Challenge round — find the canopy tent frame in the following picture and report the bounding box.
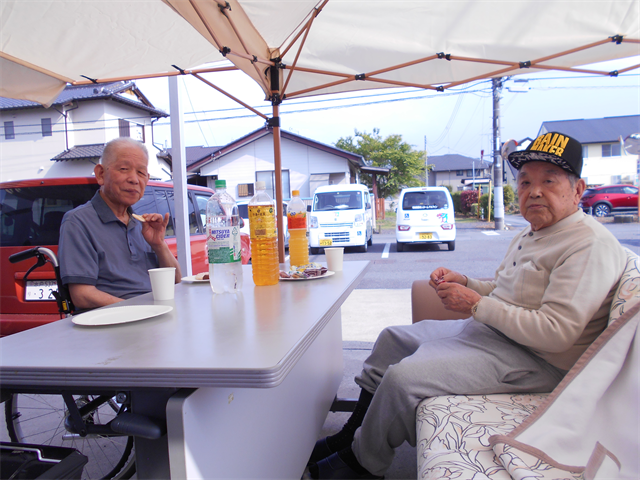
[2,0,638,265]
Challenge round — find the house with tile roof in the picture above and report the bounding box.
[0,82,170,182]
[160,127,367,201]
[427,154,493,192]
[538,115,640,186]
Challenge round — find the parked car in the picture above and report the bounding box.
[237,199,290,251]
[396,186,456,251]
[0,177,250,336]
[308,184,374,254]
[579,184,639,217]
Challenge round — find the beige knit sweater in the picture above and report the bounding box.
[467,210,627,371]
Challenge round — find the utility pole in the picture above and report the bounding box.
[492,78,505,230]
[424,135,429,186]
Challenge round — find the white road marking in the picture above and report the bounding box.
[382,243,390,258]
[482,231,500,236]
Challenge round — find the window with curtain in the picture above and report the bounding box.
[602,143,621,157]
[41,118,52,137]
[256,170,290,199]
[4,121,15,140]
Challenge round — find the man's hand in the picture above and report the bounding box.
[138,212,182,283]
[429,267,468,290]
[139,212,170,249]
[69,284,123,310]
[434,282,482,315]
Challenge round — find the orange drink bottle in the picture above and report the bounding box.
[248,181,279,286]
[287,190,309,267]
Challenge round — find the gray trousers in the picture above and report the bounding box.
[352,319,566,476]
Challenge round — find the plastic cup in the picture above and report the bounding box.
[325,247,344,272]
[148,267,176,300]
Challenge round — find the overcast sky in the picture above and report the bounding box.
[137,56,640,161]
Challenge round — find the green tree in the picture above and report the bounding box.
[335,128,426,199]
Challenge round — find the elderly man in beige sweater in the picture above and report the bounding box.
[309,132,628,480]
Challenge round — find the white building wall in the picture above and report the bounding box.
[199,134,354,201]
[582,143,638,186]
[0,108,67,181]
[0,99,169,182]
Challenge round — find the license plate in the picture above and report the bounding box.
[419,233,433,240]
[25,280,58,301]
[320,238,333,246]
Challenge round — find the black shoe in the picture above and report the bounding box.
[308,437,334,465]
[308,389,375,465]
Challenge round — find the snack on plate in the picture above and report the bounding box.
[195,272,209,281]
[281,262,328,279]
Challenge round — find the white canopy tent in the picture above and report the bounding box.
[2,0,639,267]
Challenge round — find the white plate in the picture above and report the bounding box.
[72,305,173,326]
[181,275,208,283]
[280,271,335,281]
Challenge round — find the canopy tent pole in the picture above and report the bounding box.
[168,75,192,276]
[272,109,285,264]
[269,64,286,265]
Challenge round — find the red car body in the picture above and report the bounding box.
[0,177,250,336]
[579,184,639,217]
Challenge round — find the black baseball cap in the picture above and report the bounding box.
[508,132,583,177]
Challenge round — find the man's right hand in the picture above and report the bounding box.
[429,267,468,289]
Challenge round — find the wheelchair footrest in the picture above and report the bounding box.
[109,412,166,439]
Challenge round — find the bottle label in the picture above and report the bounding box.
[288,212,307,229]
[207,226,241,264]
[248,205,276,238]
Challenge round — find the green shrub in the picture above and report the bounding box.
[503,184,515,206]
[451,191,462,213]
[470,203,479,216]
[479,194,495,221]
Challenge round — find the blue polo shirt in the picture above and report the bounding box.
[59,191,159,299]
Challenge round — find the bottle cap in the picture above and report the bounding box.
[292,190,300,196]
[255,181,266,190]
[215,179,226,188]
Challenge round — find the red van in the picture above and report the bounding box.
[0,177,250,336]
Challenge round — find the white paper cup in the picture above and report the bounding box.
[148,267,176,300]
[325,247,344,272]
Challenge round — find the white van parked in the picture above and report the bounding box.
[396,186,456,251]
[309,184,374,253]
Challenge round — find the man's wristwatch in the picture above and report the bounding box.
[471,299,481,317]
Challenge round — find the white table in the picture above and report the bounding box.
[0,261,370,479]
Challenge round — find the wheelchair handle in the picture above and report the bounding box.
[9,247,59,268]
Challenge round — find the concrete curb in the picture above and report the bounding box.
[342,289,412,342]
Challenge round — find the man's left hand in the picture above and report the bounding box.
[140,212,169,248]
[435,281,482,315]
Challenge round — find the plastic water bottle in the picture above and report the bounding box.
[207,179,243,293]
[248,181,279,286]
[288,190,309,267]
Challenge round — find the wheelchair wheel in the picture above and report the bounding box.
[4,393,136,480]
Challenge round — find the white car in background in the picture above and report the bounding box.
[237,200,289,248]
[308,184,374,254]
[396,186,456,251]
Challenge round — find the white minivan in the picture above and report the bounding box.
[309,184,374,254]
[396,186,456,251]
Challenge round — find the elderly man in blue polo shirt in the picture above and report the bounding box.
[59,137,181,310]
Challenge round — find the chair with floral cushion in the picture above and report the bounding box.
[412,248,640,480]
